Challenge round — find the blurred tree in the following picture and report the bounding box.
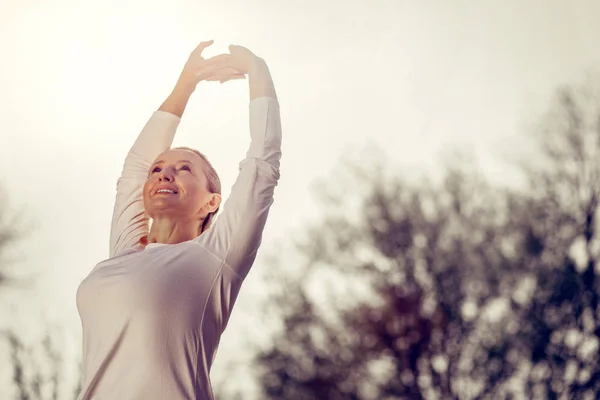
[0,189,26,286]
[482,81,600,399]
[0,191,77,400]
[3,330,63,400]
[253,76,600,399]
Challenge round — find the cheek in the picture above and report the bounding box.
[142,180,151,195]
[142,179,154,205]
[183,177,208,202]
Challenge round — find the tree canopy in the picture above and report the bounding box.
[253,77,600,399]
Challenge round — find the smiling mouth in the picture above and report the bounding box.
[155,189,178,195]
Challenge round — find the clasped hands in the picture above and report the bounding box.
[177,40,260,88]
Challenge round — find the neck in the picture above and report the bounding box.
[147,216,203,245]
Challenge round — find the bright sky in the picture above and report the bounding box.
[1,0,600,397]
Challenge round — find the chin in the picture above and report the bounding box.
[147,206,193,220]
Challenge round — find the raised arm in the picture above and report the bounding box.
[196,47,281,279]
[108,111,179,257]
[109,41,241,257]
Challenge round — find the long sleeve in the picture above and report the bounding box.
[109,111,180,258]
[194,96,282,279]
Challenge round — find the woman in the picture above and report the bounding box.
[76,41,281,400]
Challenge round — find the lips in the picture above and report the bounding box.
[154,185,179,195]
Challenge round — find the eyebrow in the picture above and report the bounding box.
[151,159,194,167]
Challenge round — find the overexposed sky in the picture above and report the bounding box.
[1,0,600,397]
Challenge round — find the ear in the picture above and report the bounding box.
[205,193,222,214]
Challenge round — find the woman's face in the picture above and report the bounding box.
[143,149,218,220]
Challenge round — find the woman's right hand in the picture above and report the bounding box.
[177,40,246,89]
[226,45,263,75]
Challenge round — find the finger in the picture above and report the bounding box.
[202,72,246,83]
[202,54,231,66]
[228,44,244,56]
[196,64,232,81]
[193,40,214,54]
[229,44,253,54]
[202,74,220,82]
[206,72,244,83]
[203,72,229,82]
[214,67,243,76]
[220,74,247,84]
[203,70,244,83]
[200,66,244,81]
[196,67,221,81]
[211,68,244,81]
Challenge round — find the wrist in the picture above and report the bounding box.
[158,76,196,117]
[248,57,268,75]
[174,72,198,95]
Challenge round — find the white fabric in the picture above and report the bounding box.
[76,97,281,399]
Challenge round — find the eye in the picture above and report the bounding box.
[151,166,162,174]
[180,164,191,172]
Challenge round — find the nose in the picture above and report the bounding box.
[158,168,174,182]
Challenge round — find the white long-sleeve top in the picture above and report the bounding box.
[76,97,281,400]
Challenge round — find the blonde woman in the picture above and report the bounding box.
[76,41,281,400]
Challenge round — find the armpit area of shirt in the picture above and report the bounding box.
[189,240,244,280]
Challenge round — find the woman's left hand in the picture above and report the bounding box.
[206,44,264,84]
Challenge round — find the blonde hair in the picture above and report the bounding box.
[174,146,222,234]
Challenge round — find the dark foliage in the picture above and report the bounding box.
[254,79,600,399]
